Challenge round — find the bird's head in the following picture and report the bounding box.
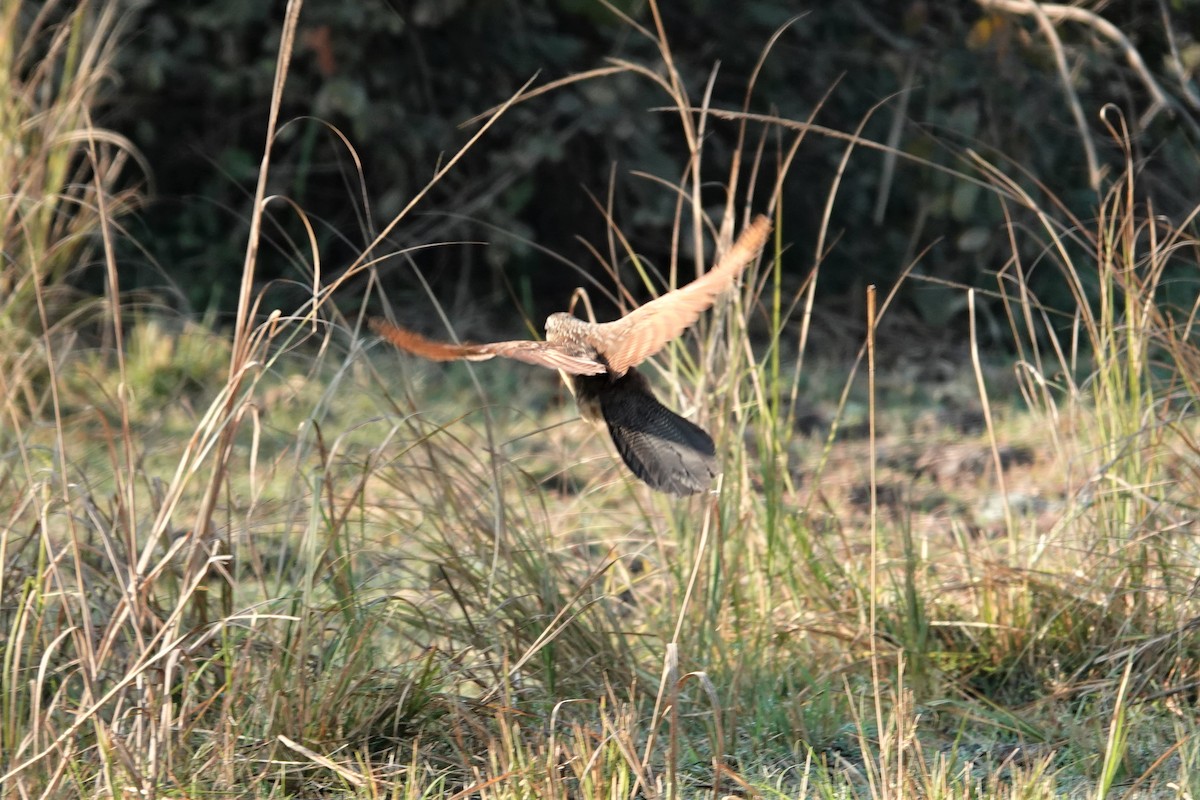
[544,312,581,338]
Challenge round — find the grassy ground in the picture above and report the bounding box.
[4,1,1200,798]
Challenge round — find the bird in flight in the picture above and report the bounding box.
[372,214,772,495]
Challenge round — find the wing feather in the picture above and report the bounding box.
[370,318,607,375]
[591,215,772,375]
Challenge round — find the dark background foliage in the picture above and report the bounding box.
[106,0,1200,339]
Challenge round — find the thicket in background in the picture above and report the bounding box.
[107,1,1200,334]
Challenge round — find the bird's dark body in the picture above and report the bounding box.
[572,369,717,496]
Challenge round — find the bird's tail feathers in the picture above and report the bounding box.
[585,370,718,496]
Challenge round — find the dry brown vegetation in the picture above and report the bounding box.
[3,1,1200,798]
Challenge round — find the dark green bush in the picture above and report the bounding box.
[108,1,1199,336]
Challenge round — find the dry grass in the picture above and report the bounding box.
[0,0,143,374]
[3,0,1200,798]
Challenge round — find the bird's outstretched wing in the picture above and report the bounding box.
[370,317,607,375]
[591,214,772,376]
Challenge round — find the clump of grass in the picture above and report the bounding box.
[0,0,142,377]
[0,0,147,789]
[982,112,1200,688]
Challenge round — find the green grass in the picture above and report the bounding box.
[4,0,1200,797]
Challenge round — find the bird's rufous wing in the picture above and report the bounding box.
[589,214,772,375]
[370,317,607,375]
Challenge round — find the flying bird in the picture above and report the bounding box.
[371,214,772,495]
